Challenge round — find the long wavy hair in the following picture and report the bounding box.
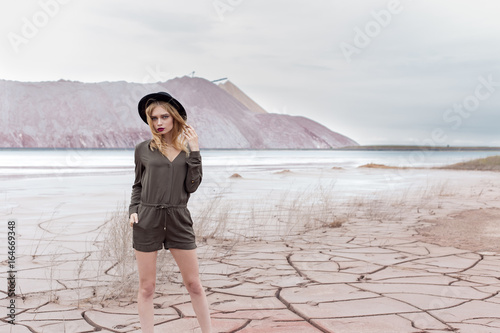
[145,101,190,157]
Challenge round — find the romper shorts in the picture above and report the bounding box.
[132,202,197,252]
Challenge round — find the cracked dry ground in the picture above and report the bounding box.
[2,213,500,333]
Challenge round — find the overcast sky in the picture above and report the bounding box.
[1,0,499,146]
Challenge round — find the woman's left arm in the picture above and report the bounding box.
[185,150,202,193]
[184,125,202,193]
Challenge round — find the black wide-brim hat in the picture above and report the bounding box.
[138,92,187,124]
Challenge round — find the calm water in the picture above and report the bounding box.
[0,149,499,177]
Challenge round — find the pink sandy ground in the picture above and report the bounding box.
[1,167,500,332]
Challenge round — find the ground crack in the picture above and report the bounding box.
[276,288,329,333]
[285,253,316,283]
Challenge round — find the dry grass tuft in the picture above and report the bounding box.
[229,173,243,178]
[93,202,136,302]
[274,169,292,174]
[88,202,178,304]
[193,181,347,242]
[358,163,407,169]
[437,155,500,171]
[324,218,345,228]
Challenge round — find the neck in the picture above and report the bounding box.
[162,133,173,145]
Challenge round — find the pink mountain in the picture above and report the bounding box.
[0,77,358,149]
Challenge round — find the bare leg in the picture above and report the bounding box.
[170,248,212,333]
[135,250,158,333]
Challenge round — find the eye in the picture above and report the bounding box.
[162,115,169,119]
[151,117,157,120]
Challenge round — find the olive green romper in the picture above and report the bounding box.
[129,139,202,252]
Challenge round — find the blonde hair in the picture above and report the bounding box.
[145,101,189,157]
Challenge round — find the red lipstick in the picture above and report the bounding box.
[158,127,164,132]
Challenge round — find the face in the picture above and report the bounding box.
[150,105,173,136]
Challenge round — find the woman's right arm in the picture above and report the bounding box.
[129,146,144,217]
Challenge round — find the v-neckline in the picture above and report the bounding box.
[149,140,182,163]
[166,150,182,163]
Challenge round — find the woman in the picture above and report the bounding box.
[129,92,212,333]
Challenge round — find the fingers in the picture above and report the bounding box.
[129,213,138,227]
[183,125,198,138]
[184,125,199,151]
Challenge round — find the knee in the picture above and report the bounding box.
[138,279,156,298]
[184,278,204,296]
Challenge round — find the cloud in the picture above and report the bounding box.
[0,0,499,145]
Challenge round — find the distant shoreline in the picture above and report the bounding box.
[338,145,500,151]
[1,145,500,151]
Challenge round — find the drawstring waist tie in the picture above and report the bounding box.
[140,202,187,214]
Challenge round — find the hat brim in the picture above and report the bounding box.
[138,92,187,124]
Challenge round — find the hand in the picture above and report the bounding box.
[129,213,138,227]
[184,124,199,151]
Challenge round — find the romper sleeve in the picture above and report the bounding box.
[129,145,144,215]
[185,150,202,193]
